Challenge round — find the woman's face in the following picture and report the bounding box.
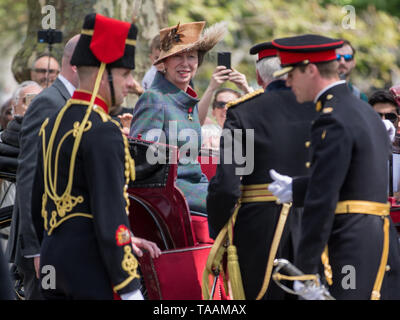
[164,50,198,91]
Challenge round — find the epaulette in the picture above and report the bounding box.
[226,89,264,109]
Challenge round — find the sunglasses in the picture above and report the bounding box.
[213,101,227,109]
[33,68,59,75]
[378,112,398,123]
[336,54,354,62]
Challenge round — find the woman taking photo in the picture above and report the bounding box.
[130,21,225,215]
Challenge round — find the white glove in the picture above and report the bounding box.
[293,280,326,300]
[383,119,396,142]
[120,289,144,300]
[268,169,293,203]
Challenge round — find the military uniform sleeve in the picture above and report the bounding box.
[297,114,352,274]
[129,91,165,142]
[16,95,57,256]
[207,107,243,238]
[82,122,140,294]
[31,138,45,245]
[292,176,310,207]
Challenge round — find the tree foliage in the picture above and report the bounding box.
[2,0,400,98]
[168,0,400,96]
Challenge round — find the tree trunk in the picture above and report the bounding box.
[12,0,168,92]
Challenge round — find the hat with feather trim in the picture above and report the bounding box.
[271,34,344,77]
[71,13,138,69]
[154,21,227,65]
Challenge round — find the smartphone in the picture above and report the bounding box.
[217,52,231,70]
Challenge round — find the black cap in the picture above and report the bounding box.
[271,34,343,77]
[249,42,277,61]
[71,13,138,69]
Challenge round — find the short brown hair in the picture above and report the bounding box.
[342,39,356,55]
[298,60,338,79]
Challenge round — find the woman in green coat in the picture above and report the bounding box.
[130,21,225,215]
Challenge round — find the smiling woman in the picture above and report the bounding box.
[130,21,226,215]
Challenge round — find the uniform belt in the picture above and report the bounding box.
[333,200,390,300]
[335,200,390,216]
[240,184,277,203]
[240,184,290,300]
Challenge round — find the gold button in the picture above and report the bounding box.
[305,162,311,168]
[305,141,311,148]
[386,265,391,272]
[327,94,333,100]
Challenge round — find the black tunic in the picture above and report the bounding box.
[31,95,140,299]
[207,81,317,299]
[293,83,400,300]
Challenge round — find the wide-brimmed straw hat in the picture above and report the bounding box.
[154,21,226,65]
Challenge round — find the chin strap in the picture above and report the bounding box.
[107,67,116,107]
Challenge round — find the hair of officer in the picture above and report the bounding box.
[256,57,284,83]
[368,90,399,113]
[298,60,339,79]
[11,81,42,106]
[212,88,241,109]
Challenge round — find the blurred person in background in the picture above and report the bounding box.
[0,98,13,132]
[30,53,60,88]
[336,39,368,102]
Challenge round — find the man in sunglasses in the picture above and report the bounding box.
[369,90,400,150]
[336,39,368,102]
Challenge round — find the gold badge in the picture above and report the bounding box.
[323,107,333,113]
[316,101,322,112]
[116,225,131,246]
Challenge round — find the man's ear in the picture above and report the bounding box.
[256,70,263,87]
[307,63,319,78]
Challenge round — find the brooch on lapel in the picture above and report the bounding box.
[188,107,193,121]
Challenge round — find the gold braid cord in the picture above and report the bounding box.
[39,63,106,235]
[203,202,245,300]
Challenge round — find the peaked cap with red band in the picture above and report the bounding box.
[71,13,138,69]
[271,34,344,77]
[249,42,277,62]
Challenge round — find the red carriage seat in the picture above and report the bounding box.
[127,138,226,300]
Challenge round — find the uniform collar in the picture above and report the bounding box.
[265,79,290,92]
[71,90,109,113]
[314,80,346,104]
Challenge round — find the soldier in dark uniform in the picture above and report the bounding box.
[268,34,400,300]
[31,13,160,300]
[206,42,317,299]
